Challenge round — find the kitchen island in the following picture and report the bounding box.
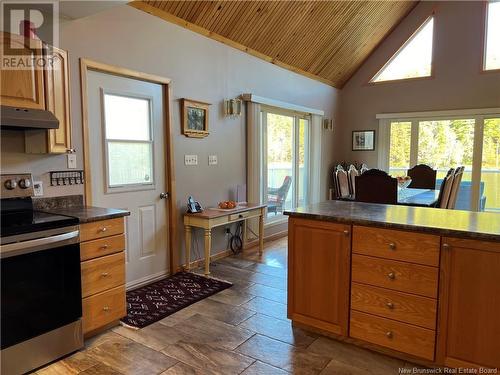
[285,201,500,369]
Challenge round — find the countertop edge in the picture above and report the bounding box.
[284,211,500,243]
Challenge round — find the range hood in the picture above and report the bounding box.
[1,105,59,130]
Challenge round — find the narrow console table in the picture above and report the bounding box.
[184,203,267,275]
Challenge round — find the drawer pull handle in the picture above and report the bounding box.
[239,214,243,218]
[387,272,396,280]
[100,244,109,250]
[443,243,450,249]
[343,230,349,235]
[386,331,393,339]
[103,306,110,312]
[99,227,108,233]
[386,302,395,309]
[101,272,109,277]
[388,243,396,250]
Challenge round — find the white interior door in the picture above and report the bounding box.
[87,70,168,287]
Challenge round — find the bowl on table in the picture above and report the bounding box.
[396,176,412,190]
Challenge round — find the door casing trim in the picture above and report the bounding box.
[79,58,178,274]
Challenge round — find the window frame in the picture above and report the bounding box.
[260,105,312,224]
[483,1,500,72]
[101,89,156,193]
[369,15,435,85]
[377,108,500,211]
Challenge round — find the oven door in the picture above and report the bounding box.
[0,228,82,350]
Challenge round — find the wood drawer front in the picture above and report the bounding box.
[82,285,126,334]
[350,310,435,361]
[80,234,125,261]
[352,226,440,267]
[351,283,437,330]
[81,252,125,298]
[80,218,124,242]
[352,254,438,298]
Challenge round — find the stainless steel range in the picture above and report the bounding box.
[0,174,83,375]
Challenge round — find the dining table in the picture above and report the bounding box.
[340,187,440,207]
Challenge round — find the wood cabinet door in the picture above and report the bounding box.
[0,32,45,109]
[45,46,71,153]
[437,238,500,368]
[288,218,350,336]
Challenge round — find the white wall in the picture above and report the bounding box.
[1,4,339,263]
[336,1,500,167]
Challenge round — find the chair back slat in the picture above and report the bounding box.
[355,169,397,204]
[348,165,359,195]
[337,170,350,197]
[407,164,437,189]
[439,169,455,208]
[447,166,464,209]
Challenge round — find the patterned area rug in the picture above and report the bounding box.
[121,272,232,329]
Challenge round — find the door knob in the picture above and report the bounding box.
[160,192,169,199]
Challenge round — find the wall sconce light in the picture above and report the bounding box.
[224,98,242,117]
[323,118,334,131]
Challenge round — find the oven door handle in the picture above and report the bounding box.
[0,230,80,258]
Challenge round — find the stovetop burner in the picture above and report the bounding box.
[1,174,79,238]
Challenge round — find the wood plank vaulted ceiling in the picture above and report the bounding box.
[131,1,418,88]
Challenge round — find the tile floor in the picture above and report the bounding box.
[37,237,418,374]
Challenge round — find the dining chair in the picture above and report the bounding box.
[407,164,437,189]
[355,169,397,204]
[435,168,455,208]
[336,169,350,197]
[348,165,359,195]
[332,169,341,199]
[360,164,369,174]
[447,166,464,209]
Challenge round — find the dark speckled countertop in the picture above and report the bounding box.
[285,200,500,242]
[33,195,130,223]
[45,206,130,223]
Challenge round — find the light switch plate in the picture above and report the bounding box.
[33,181,43,196]
[184,155,198,166]
[67,154,77,169]
[208,155,218,165]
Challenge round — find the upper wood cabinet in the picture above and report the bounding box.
[26,45,72,154]
[0,32,45,109]
[288,218,350,336]
[437,237,500,369]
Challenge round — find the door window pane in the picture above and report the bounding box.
[103,93,154,188]
[480,118,500,212]
[484,1,500,70]
[266,113,294,218]
[107,142,153,187]
[389,121,411,176]
[104,94,150,141]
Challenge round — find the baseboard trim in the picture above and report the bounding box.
[126,270,170,291]
[244,229,288,250]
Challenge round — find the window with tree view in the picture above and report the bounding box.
[262,109,310,220]
[386,114,500,212]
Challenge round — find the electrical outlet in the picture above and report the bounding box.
[184,155,198,166]
[208,155,218,165]
[67,154,77,169]
[33,181,43,196]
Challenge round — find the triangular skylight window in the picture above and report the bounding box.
[371,17,434,82]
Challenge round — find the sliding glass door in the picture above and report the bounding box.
[262,108,310,220]
[384,114,500,212]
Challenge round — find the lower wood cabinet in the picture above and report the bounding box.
[350,310,436,361]
[288,218,350,336]
[80,218,126,336]
[436,238,500,369]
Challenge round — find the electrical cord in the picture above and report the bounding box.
[229,222,243,253]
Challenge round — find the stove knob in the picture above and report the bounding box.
[19,178,32,189]
[4,179,17,190]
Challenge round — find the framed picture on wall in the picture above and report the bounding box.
[181,99,210,138]
[352,130,375,151]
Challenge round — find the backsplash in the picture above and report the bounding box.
[33,194,84,210]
